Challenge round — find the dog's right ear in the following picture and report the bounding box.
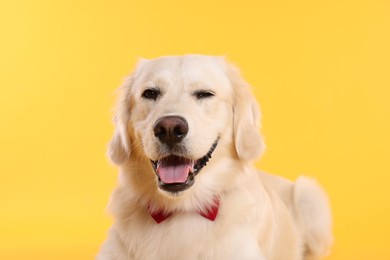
[107,76,133,165]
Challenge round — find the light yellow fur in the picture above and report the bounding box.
[98,55,332,260]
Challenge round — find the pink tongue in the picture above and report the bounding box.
[158,164,192,184]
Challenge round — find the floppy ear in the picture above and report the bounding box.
[107,76,133,165]
[228,64,265,161]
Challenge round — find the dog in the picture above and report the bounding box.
[97,55,332,260]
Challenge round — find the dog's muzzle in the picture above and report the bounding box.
[150,116,218,193]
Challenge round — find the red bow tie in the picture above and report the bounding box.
[148,200,220,224]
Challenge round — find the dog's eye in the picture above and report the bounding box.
[142,88,160,100]
[194,90,215,100]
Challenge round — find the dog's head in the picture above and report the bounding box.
[108,55,264,196]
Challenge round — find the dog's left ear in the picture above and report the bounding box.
[227,62,265,161]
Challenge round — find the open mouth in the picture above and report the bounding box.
[151,139,218,193]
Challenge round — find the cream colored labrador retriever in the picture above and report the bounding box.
[98,55,332,260]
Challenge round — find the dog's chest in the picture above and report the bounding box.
[120,212,264,260]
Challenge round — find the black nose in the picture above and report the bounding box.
[153,116,189,146]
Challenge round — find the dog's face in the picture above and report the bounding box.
[108,55,264,196]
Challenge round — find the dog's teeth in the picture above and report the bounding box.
[150,160,158,169]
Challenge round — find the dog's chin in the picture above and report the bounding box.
[150,139,219,194]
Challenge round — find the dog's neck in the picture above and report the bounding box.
[148,199,220,224]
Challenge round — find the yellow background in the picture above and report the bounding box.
[1,0,389,259]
